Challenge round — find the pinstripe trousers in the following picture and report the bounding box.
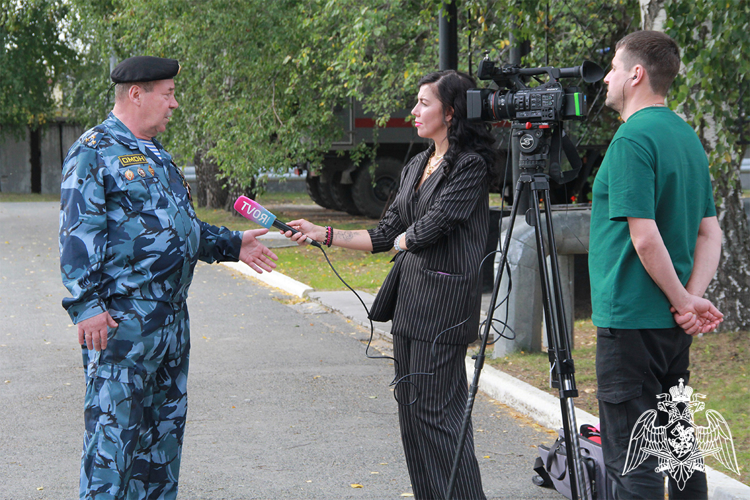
[393,335,486,500]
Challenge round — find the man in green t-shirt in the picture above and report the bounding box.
[589,31,723,499]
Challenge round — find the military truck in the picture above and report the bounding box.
[303,99,430,219]
[302,98,603,219]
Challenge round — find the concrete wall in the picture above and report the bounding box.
[0,122,85,194]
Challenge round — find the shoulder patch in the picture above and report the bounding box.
[81,131,104,149]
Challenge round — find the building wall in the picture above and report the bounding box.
[1,122,85,194]
[0,129,31,193]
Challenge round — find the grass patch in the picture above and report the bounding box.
[0,185,522,207]
[274,245,394,293]
[0,193,60,202]
[482,322,749,486]
[255,190,313,205]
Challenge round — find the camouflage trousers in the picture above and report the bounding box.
[80,298,190,500]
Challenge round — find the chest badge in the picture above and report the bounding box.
[137,167,147,178]
[125,170,135,180]
[148,166,155,176]
[118,154,148,167]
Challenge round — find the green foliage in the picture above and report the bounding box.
[65,0,636,190]
[463,0,639,145]
[65,0,444,188]
[0,0,77,135]
[665,0,750,187]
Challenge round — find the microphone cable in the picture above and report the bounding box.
[312,228,515,406]
[314,245,433,406]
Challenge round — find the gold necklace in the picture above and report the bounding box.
[425,151,444,176]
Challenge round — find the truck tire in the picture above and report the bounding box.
[352,157,402,219]
[330,171,361,216]
[305,173,330,208]
[317,179,339,210]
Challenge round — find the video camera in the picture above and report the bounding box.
[467,56,604,123]
[468,54,604,185]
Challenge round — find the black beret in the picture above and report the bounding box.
[110,56,181,84]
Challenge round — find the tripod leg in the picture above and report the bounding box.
[528,177,589,500]
[445,178,526,500]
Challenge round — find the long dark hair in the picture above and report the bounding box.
[417,70,497,176]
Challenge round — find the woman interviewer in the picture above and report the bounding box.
[284,70,496,500]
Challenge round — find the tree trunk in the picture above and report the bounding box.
[194,148,229,209]
[708,167,750,330]
[639,0,667,31]
[222,177,257,212]
[641,0,750,330]
[193,148,260,214]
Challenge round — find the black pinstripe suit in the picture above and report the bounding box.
[368,146,489,500]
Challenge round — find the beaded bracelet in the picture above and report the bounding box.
[325,226,333,247]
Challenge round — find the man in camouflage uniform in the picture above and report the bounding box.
[59,56,278,499]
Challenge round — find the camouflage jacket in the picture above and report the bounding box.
[59,113,242,324]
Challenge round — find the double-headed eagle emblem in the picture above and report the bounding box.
[623,379,739,490]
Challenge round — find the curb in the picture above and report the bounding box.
[221,261,312,297]
[467,358,599,430]
[221,262,749,499]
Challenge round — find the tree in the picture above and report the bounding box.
[66,0,631,204]
[642,0,750,331]
[0,0,76,135]
[66,0,446,207]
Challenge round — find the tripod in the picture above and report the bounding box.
[446,123,590,500]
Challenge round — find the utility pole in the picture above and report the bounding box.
[439,1,458,71]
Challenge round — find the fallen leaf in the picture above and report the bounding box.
[350,484,363,488]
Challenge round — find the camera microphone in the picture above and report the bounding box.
[233,196,322,248]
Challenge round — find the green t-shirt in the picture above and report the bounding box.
[589,107,716,329]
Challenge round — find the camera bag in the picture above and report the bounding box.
[533,425,610,500]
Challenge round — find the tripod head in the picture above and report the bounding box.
[510,121,583,214]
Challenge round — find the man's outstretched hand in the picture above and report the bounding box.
[239,229,278,273]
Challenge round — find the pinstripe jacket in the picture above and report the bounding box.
[367,146,490,345]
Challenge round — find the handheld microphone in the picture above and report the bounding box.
[233,196,322,248]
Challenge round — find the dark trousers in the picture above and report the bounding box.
[393,335,486,500]
[596,327,707,500]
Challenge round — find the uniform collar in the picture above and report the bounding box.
[104,112,172,164]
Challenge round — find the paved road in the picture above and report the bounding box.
[0,202,561,499]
